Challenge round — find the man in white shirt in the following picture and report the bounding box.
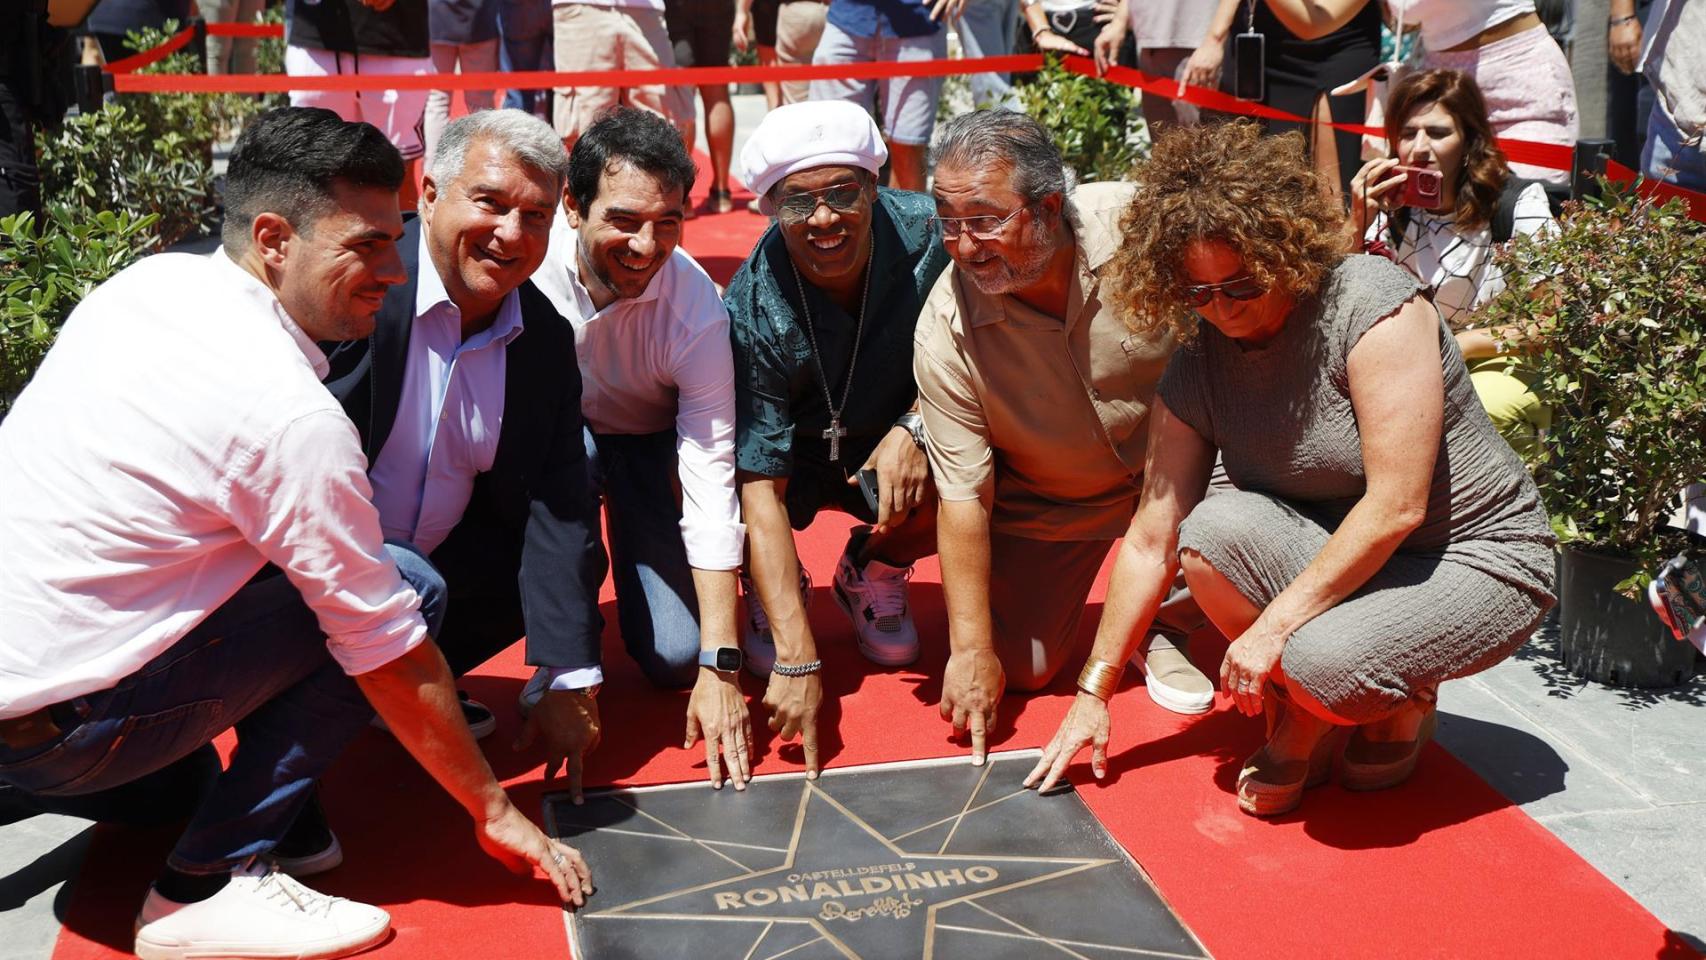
[0,108,591,960]
[530,107,753,794]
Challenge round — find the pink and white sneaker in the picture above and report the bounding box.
[831,529,920,666]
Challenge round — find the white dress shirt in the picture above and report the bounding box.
[369,234,525,556]
[0,253,427,718]
[532,213,745,572]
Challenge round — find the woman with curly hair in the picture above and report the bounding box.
[1349,68,1556,456]
[1024,120,1555,817]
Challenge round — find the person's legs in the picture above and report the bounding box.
[1643,101,1706,192]
[626,7,695,147]
[958,0,1020,109]
[1137,47,1202,130]
[778,0,829,105]
[0,545,444,875]
[425,42,461,164]
[586,428,703,689]
[1468,364,1548,459]
[988,533,1114,692]
[809,20,877,110]
[874,30,946,190]
[554,3,621,149]
[284,46,361,121]
[0,81,41,219]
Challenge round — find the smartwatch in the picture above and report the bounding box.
[699,646,744,673]
[894,412,927,451]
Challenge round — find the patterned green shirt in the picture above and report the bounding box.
[726,187,949,478]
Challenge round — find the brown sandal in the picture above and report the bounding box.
[1236,683,1346,818]
[1340,686,1439,792]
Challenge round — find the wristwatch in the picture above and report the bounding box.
[698,646,744,673]
[894,412,927,451]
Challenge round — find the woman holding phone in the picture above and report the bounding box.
[1347,69,1556,456]
[1258,0,1578,184]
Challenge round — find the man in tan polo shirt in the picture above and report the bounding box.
[916,110,1213,756]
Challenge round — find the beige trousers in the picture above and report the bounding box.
[552,3,691,146]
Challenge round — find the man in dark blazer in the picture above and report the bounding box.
[318,110,609,825]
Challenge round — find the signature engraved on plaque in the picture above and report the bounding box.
[821,894,926,922]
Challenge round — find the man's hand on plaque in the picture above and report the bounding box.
[762,671,823,779]
[515,688,602,804]
[686,668,753,790]
[939,648,1004,765]
[1024,692,1111,793]
[851,426,928,533]
[476,800,595,907]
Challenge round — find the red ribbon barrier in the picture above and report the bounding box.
[103,25,195,75]
[99,27,1706,219]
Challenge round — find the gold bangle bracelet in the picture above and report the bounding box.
[1076,660,1121,701]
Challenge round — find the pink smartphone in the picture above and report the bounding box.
[1396,165,1444,210]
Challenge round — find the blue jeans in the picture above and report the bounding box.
[1642,101,1706,192]
[0,542,446,873]
[957,0,1020,109]
[499,0,554,114]
[585,428,702,688]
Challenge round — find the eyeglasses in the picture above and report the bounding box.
[928,205,1030,241]
[773,182,865,225]
[1182,274,1267,308]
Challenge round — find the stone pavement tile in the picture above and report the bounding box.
[1465,634,1706,807]
[0,815,94,960]
[1537,803,1706,952]
[1437,678,1652,821]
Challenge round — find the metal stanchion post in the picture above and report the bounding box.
[1572,138,1616,200]
[190,17,209,72]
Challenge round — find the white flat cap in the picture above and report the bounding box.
[739,101,889,215]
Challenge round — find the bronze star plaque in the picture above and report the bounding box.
[545,751,1210,960]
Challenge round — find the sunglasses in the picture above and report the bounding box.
[928,205,1029,241]
[773,182,865,225]
[1182,274,1266,308]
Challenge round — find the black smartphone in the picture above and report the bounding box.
[1233,31,1265,102]
[857,467,880,516]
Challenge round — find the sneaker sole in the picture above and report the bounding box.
[267,835,345,879]
[135,915,388,960]
[831,581,919,666]
[1144,677,1214,716]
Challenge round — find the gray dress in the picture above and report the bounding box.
[1159,255,1556,723]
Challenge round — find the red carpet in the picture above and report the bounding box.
[49,169,1697,960]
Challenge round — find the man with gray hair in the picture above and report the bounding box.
[915,110,1214,757]
[317,106,606,822]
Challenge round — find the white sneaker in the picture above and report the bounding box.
[134,860,389,960]
[1129,634,1213,715]
[740,569,812,678]
[831,530,919,666]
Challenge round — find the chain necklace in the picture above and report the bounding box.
[787,236,874,463]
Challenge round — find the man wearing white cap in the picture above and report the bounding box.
[725,101,951,777]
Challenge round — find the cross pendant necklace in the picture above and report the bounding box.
[788,237,873,463]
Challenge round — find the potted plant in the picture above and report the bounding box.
[1482,186,1706,687]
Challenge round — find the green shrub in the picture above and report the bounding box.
[1,20,278,414]
[1480,186,1706,591]
[0,209,160,412]
[1015,55,1147,184]
[38,101,215,253]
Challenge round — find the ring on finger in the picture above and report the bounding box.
[551,851,566,867]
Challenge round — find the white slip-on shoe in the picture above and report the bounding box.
[739,568,812,678]
[1130,635,1214,715]
[831,530,920,667]
[134,860,389,960]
